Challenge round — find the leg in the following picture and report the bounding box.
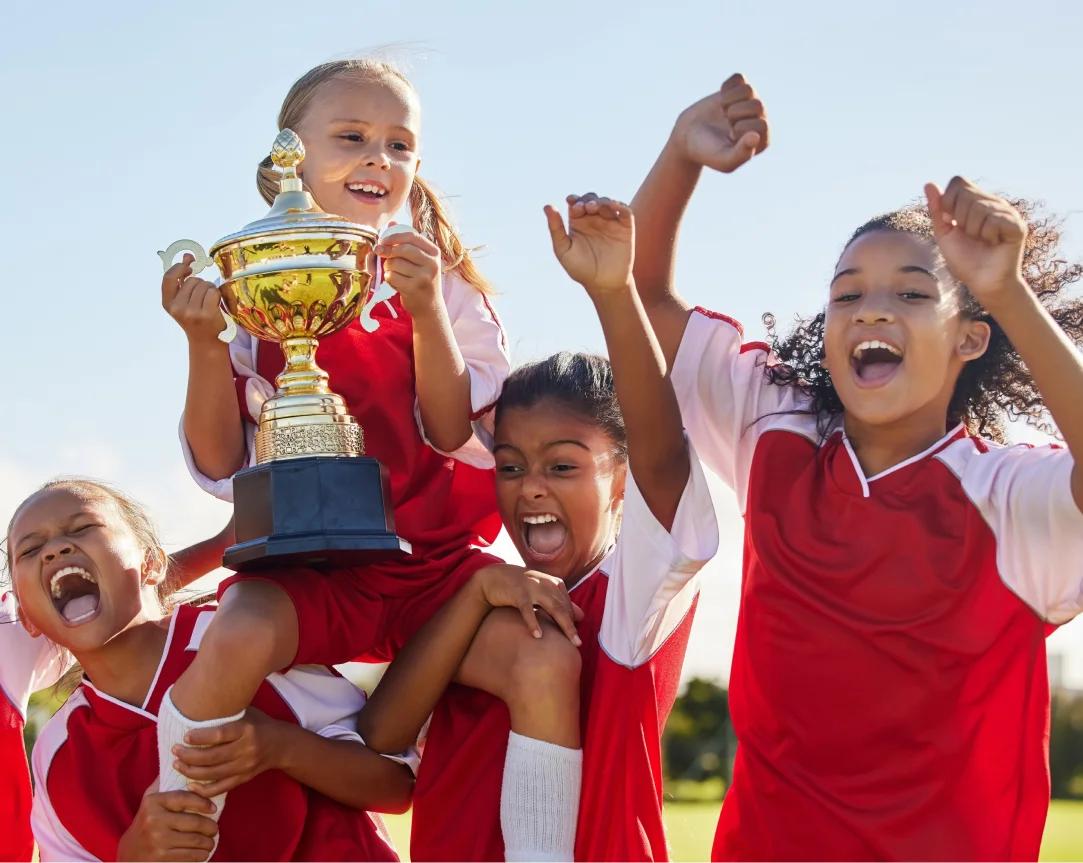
[157,579,298,856]
[457,609,583,861]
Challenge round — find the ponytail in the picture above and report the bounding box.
[410,175,493,295]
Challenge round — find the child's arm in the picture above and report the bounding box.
[926,179,1083,511]
[168,520,233,589]
[175,708,414,814]
[376,231,476,452]
[358,563,582,754]
[545,197,687,528]
[632,74,769,366]
[161,254,246,480]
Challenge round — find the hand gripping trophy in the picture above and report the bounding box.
[159,129,410,569]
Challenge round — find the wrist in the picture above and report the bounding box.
[977,276,1032,317]
[589,281,637,310]
[262,721,293,772]
[665,123,706,175]
[186,335,229,359]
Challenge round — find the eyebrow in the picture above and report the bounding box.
[492,439,592,455]
[329,119,416,136]
[830,265,938,286]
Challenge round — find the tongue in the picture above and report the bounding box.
[527,522,567,555]
[859,361,899,383]
[61,593,99,623]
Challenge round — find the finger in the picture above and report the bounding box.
[595,197,624,221]
[193,775,248,798]
[383,259,423,285]
[165,812,220,838]
[174,747,239,774]
[732,118,769,153]
[571,601,585,622]
[724,99,765,122]
[375,231,440,258]
[543,205,572,258]
[979,214,1002,245]
[161,256,195,304]
[719,78,754,108]
[183,721,243,749]
[158,791,217,816]
[163,827,217,852]
[733,131,761,162]
[923,183,950,240]
[517,599,543,640]
[161,849,213,863]
[939,176,968,226]
[535,592,582,646]
[376,240,434,268]
[965,202,990,240]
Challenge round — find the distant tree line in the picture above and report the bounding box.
[664,677,1083,800]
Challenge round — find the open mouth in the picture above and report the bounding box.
[520,513,569,565]
[346,181,389,204]
[48,565,101,626]
[850,339,903,388]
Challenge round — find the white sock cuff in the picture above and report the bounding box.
[160,687,247,732]
[506,731,582,763]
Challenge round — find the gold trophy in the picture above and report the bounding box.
[159,128,409,569]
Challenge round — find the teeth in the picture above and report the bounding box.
[852,339,902,359]
[49,566,96,598]
[523,514,558,525]
[347,183,386,196]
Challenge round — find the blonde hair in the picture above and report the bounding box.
[257,58,492,295]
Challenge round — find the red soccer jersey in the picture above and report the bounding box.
[183,269,510,557]
[411,463,719,861]
[30,605,400,862]
[0,592,67,862]
[670,308,1083,861]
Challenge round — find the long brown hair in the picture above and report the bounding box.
[257,58,492,295]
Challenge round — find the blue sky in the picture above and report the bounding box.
[4,0,1082,684]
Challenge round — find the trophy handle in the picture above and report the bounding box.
[157,239,238,344]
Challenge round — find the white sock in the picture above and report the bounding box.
[500,731,582,862]
[157,686,245,824]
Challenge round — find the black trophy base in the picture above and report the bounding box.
[224,455,411,571]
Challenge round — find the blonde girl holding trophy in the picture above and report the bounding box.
[159,59,585,861]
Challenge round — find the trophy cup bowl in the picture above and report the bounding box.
[160,128,410,569]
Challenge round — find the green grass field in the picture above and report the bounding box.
[380,798,1083,861]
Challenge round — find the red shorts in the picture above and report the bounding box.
[216,546,502,665]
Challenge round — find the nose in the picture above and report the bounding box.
[521,468,548,501]
[42,539,74,562]
[361,144,391,171]
[852,294,895,325]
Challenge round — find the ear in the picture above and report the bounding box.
[15,602,42,638]
[957,318,991,364]
[142,546,169,587]
[610,461,628,510]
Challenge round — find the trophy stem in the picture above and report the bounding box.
[276,336,329,397]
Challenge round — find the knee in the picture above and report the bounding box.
[504,626,582,710]
[202,584,297,672]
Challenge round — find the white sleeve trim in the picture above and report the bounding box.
[939,439,1083,624]
[32,692,98,862]
[599,448,719,667]
[0,594,70,719]
[670,309,814,513]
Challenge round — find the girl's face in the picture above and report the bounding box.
[8,487,163,652]
[494,400,626,584]
[296,77,421,232]
[822,230,990,430]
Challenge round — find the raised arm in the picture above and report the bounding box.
[926,178,1083,511]
[632,74,769,367]
[545,196,686,529]
[161,254,246,480]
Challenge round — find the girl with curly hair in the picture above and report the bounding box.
[629,73,1083,860]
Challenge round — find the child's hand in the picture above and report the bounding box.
[161,253,228,347]
[925,178,1028,307]
[473,563,584,646]
[545,194,634,297]
[375,228,444,318]
[671,73,769,174]
[116,781,218,862]
[173,708,285,798]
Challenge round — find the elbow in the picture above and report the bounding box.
[371,768,415,814]
[425,424,472,454]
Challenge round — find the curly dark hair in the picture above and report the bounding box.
[764,199,1083,442]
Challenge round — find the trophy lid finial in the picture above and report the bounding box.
[270,129,305,171]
